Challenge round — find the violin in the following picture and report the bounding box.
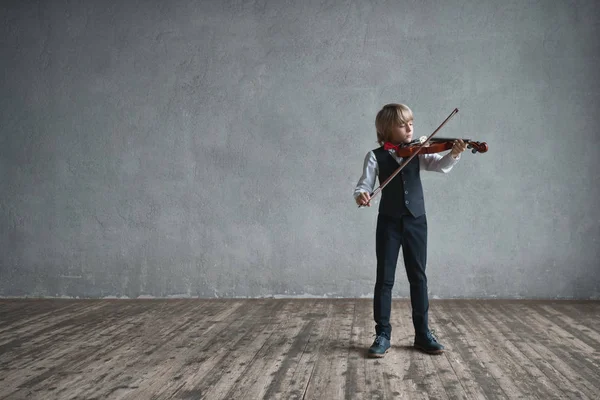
[392,137,488,158]
[359,108,489,208]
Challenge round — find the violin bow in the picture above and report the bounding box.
[358,108,459,208]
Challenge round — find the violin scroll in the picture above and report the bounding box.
[466,141,488,154]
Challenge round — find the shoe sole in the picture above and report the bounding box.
[414,344,444,355]
[368,349,389,358]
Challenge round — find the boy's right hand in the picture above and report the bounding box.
[356,192,371,207]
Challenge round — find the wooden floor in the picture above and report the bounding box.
[0,299,598,400]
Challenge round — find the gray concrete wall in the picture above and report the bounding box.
[1,0,599,299]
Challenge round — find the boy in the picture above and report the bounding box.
[354,103,466,357]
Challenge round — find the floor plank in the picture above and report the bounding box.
[0,299,598,399]
[301,299,355,399]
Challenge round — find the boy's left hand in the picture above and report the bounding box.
[451,139,467,158]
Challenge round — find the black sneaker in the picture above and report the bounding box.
[414,330,444,354]
[368,334,391,358]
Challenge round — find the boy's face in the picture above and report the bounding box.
[389,120,414,144]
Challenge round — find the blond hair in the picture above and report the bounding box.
[375,103,413,145]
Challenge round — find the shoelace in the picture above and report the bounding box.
[373,334,388,345]
[428,330,439,343]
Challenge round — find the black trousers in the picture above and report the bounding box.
[374,213,429,339]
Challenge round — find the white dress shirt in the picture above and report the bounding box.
[353,149,460,198]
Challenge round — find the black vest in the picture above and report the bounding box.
[373,147,425,218]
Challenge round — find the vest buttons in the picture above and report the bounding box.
[405,200,409,205]
[405,190,408,194]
